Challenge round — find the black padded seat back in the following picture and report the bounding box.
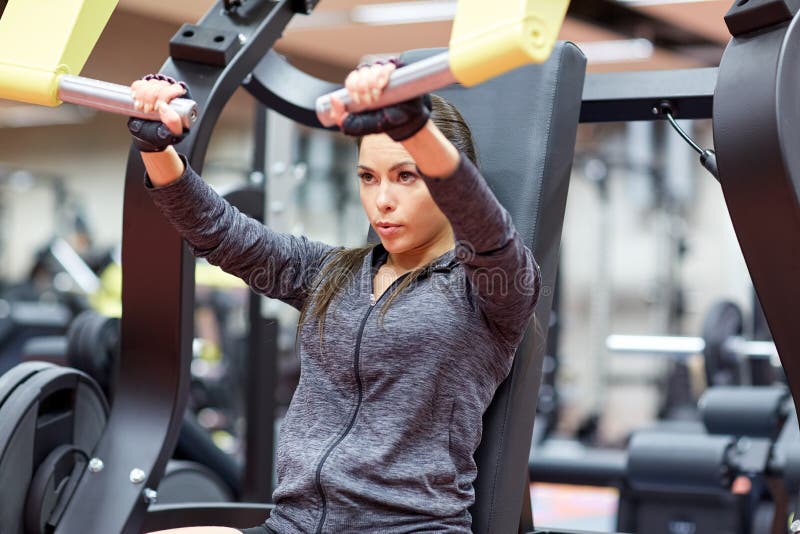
[368,43,586,532]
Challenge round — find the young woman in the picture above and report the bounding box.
[131,61,540,534]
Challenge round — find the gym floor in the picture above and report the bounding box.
[531,483,618,532]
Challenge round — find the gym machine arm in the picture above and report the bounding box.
[252,58,720,130]
[55,1,307,532]
[0,0,198,128]
[314,0,570,126]
[58,75,197,130]
[1,0,571,133]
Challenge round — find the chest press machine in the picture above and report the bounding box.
[0,0,799,533]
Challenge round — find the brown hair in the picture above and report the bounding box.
[298,94,477,341]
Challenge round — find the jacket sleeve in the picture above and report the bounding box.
[145,156,336,311]
[422,154,541,348]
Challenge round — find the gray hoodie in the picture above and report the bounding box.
[146,153,540,533]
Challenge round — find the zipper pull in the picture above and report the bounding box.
[369,293,376,306]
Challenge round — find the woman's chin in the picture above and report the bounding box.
[381,242,399,253]
[380,238,408,254]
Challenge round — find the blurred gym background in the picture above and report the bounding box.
[0,1,758,531]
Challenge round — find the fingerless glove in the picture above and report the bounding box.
[127,74,192,152]
[339,59,432,142]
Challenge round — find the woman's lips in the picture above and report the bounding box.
[376,224,403,237]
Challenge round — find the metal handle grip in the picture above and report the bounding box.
[57,75,198,130]
[606,334,780,365]
[315,51,456,127]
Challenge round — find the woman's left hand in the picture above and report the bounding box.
[329,61,397,128]
[331,60,432,142]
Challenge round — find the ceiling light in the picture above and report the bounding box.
[578,38,654,63]
[351,1,457,25]
[287,10,351,30]
[616,0,715,6]
[0,103,94,128]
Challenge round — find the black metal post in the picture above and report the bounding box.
[56,1,307,531]
[241,102,277,502]
[713,9,800,417]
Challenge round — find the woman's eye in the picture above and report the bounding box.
[359,173,376,183]
[398,171,417,183]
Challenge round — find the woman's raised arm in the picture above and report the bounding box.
[127,76,336,310]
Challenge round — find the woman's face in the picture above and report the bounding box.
[358,133,452,256]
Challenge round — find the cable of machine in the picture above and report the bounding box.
[655,100,719,181]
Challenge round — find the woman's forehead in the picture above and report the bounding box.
[358,134,414,167]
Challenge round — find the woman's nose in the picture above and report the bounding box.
[376,183,396,211]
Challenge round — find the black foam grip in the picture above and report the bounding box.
[341,94,431,141]
[628,432,735,491]
[700,386,789,438]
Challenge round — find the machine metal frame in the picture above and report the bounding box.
[56,1,312,531]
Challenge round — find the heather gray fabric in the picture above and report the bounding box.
[240,526,277,534]
[397,43,586,533]
[146,152,539,533]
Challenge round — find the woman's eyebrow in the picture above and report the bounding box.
[357,161,417,173]
[391,161,417,172]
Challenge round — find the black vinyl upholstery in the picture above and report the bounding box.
[369,43,586,533]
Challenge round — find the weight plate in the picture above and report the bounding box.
[157,460,234,504]
[702,300,744,387]
[66,311,119,393]
[0,361,54,410]
[25,444,87,534]
[0,366,107,534]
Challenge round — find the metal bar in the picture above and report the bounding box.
[249,55,718,128]
[58,75,197,129]
[252,100,268,178]
[607,334,704,356]
[49,237,100,294]
[55,1,302,532]
[245,49,343,129]
[580,68,717,123]
[243,317,278,501]
[240,102,275,503]
[217,175,274,496]
[315,51,455,126]
[606,334,780,366]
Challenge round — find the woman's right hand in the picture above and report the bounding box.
[128,75,192,185]
[130,75,189,135]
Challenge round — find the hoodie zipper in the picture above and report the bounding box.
[313,272,411,534]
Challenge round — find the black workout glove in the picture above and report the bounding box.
[127,74,191,153]
[340,58,432,142]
